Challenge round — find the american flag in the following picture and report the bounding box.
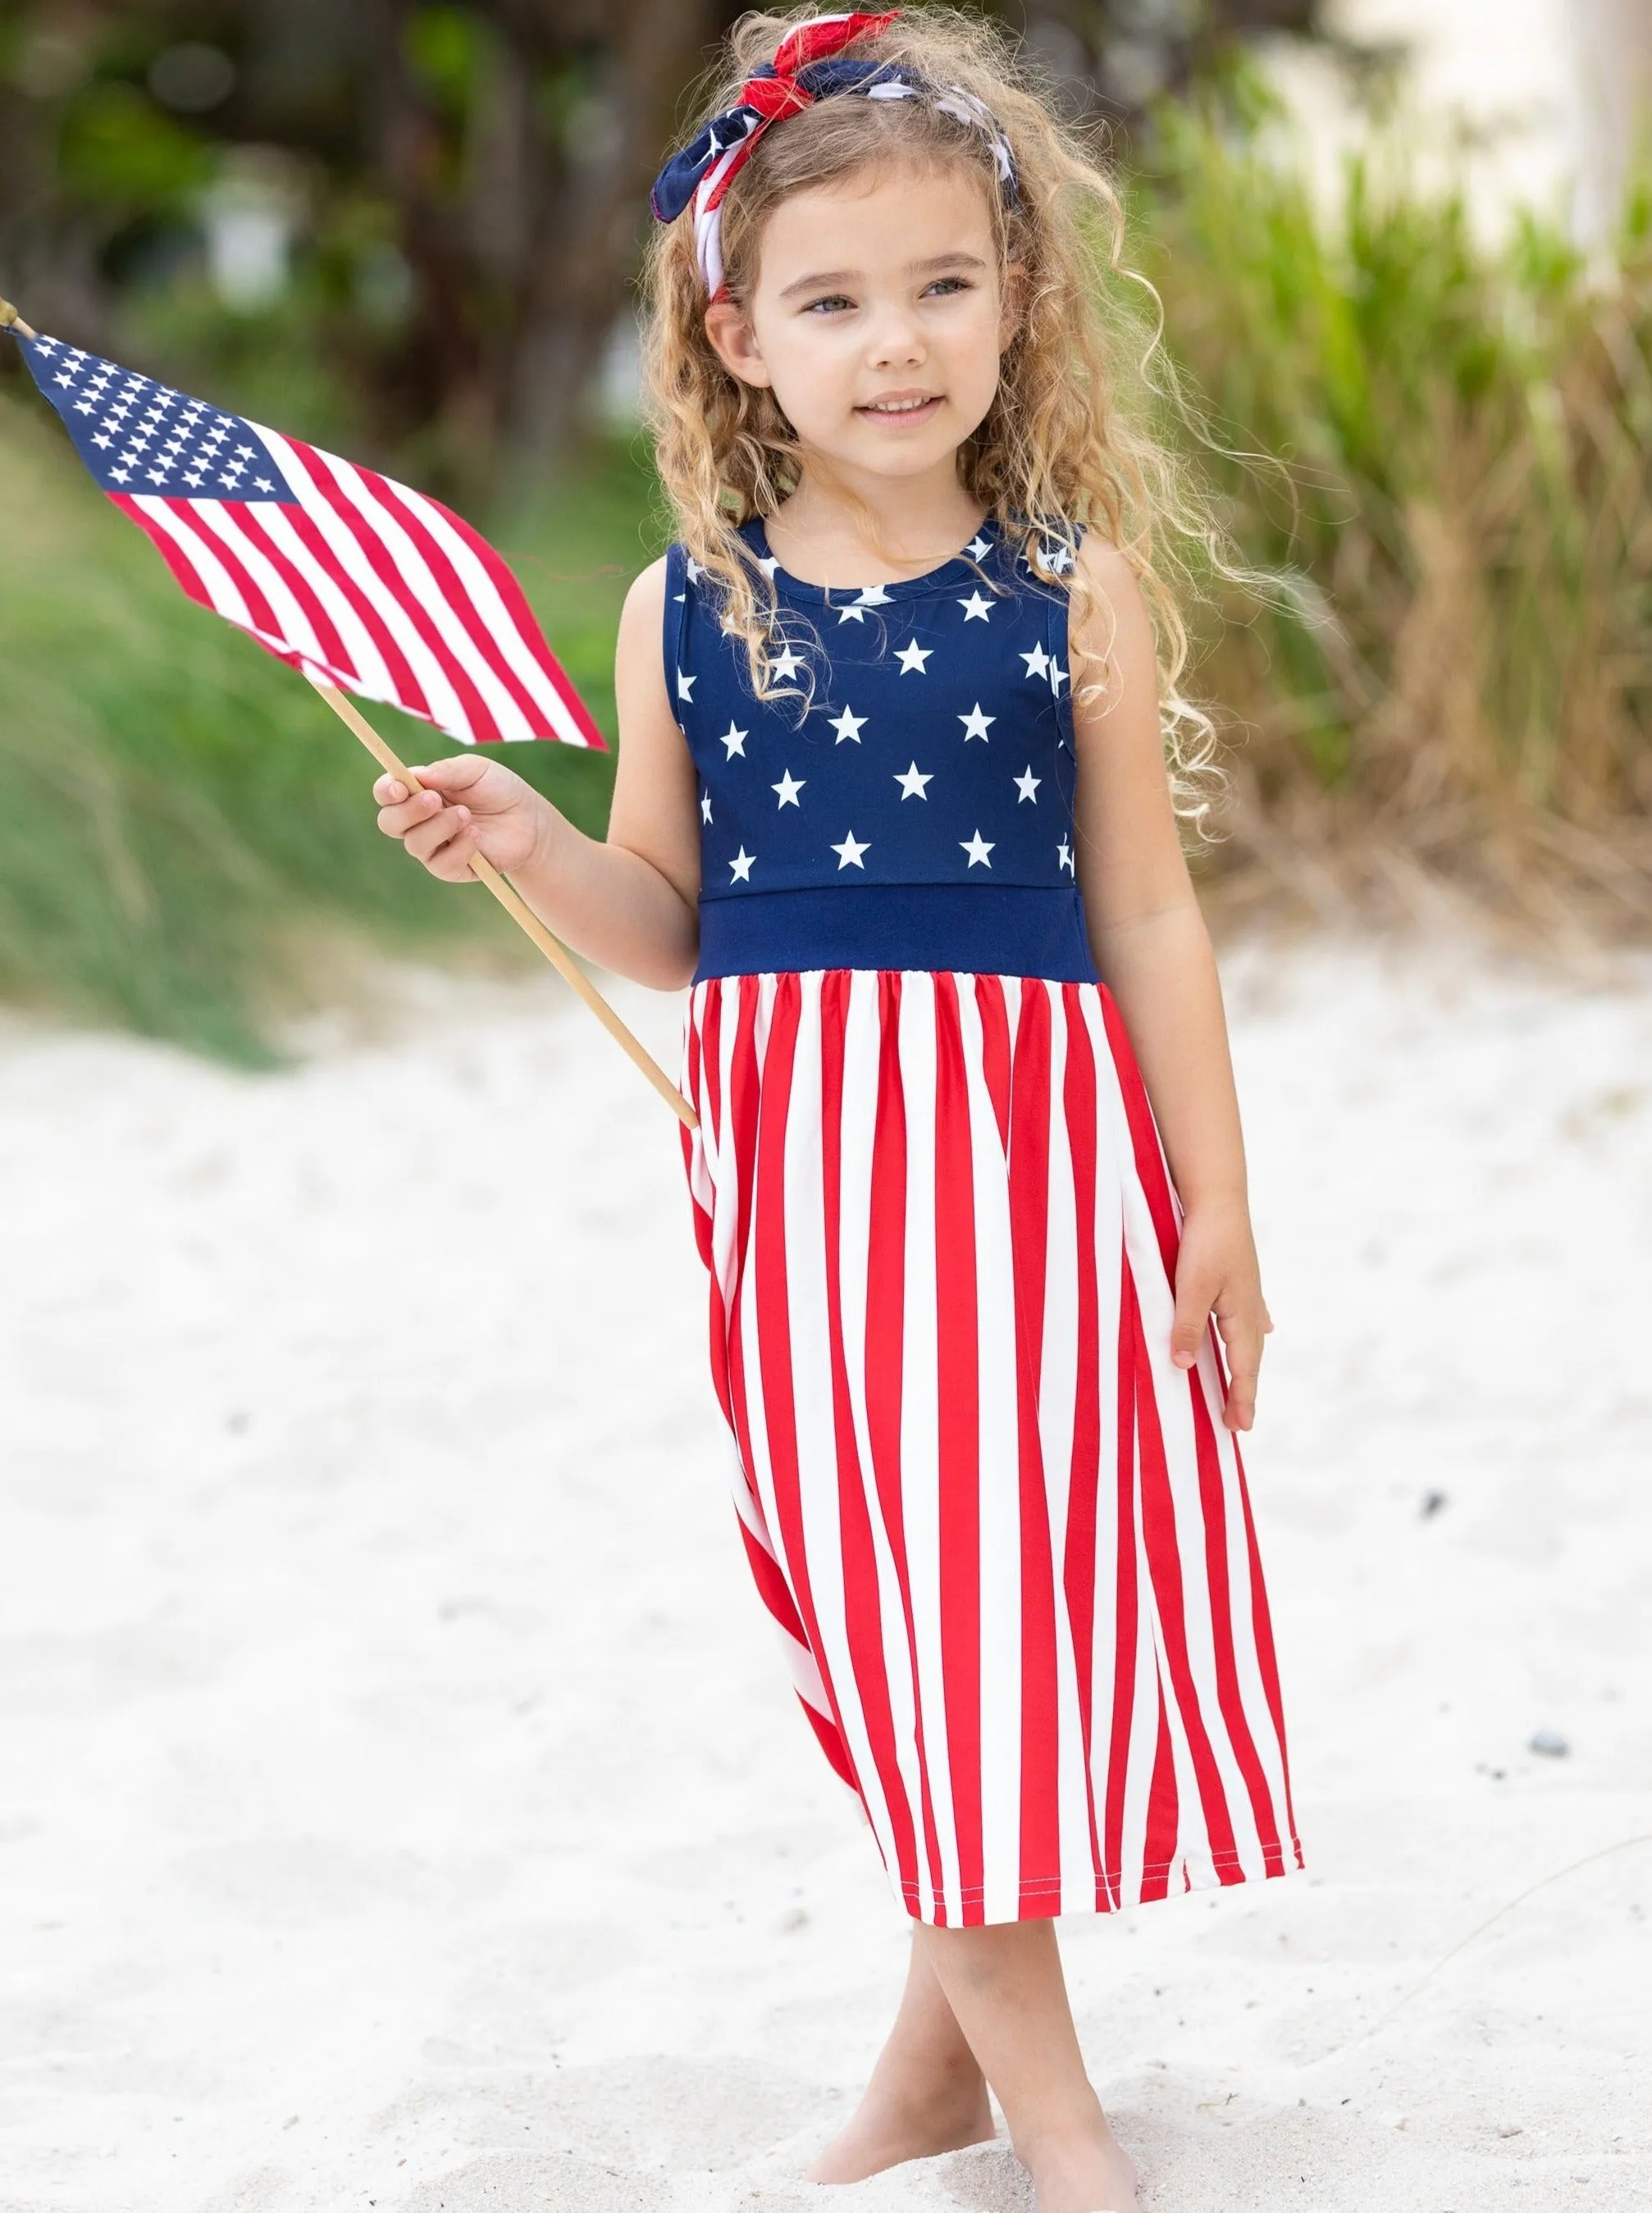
[9,329,605,751]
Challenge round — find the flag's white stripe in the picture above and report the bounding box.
[242,500,401,703]
[290,442,534,744]
[132,497,256,629]
[186,500,328,668]
[387,480,595,746]
[258,430,477,741]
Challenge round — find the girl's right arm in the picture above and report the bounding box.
[372,556,702,989]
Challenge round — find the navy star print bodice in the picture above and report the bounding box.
[664,514,1100,983]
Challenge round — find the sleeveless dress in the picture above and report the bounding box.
[669,516,1302,1926]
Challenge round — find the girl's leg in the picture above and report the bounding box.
[916,1920,1138,2213]
[805,1930,997,2183]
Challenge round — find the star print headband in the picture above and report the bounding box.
[649,10,1020,299]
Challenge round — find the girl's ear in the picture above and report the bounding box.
[705,299,774,388]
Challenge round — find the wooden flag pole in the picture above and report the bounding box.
[306,673,697,1129]
[0,300,39,338]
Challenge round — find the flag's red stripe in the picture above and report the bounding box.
[1104,1245,1140,1896]
[932,974,985,1920]
[1100,985,1179,1275]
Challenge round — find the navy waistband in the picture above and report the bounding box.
[692,885,1100,983]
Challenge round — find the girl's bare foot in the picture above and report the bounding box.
[805,1933,997,2183]
[806,2070,997,2183]
[1018,2115,1139,2213]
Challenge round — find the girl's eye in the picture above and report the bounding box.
[802,294,854,315]
[924,276,971,297]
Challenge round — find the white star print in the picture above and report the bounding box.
[832,831,869,869]
[1036,540,1075,574]
[893,761,933,800]
[701,792,713,824]
[957,590,993,622]
[729,846,755,883]
[958,703,995,741]
[829,705,866,744]
[894,638,932,674]
[184,471,204,486]
[769,642,804,683]
[1057,839,1075,874]
[965,532,993,562]
[1014,767,1041,802]
[961,830,995,868]
[109,468,130,483]
[755,554,780,578]
[685,554,704,582]
[676,670,696,700]
[73,401,94,415]
[719,722,748,758]
[92,434,111,449]
[1020,641,1051,682]
[1050,662,1068,695]
[253,477,273,492]
[837,582,893,622]
[772,769,805,807]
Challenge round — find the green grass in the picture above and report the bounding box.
[0,401,658,1061]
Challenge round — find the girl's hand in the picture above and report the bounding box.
[1169,1200,1273,1433]
[373,754,550,881]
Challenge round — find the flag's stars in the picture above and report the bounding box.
[960,829,995,868]
[92,434,112,449]
[893,760,933,800]
[1020,641,1051,682]
[700,791,713,824]
[253,477,274,493]
[729,846,755,883]
[894,638,932,675]
[72,401,95,415]
[956,589,993,621]
[1057,839,1075,873]
[217,470,240,486]
[676,669,696,701]
[235,444,253,458]
[829,705,866,744]
[771,769,805,808]
[768,641,804,684]
[964,532,993,562]
[958,703,994,741]
[52,372,73,388]
[831,830,869,869]
[184,470,205,486]
[109,468,131,484]
[144,467,170,484]
[1014,766,1042,803]
[216,413,234,426]
[1049,661,1068,695]
[719,721,747,759]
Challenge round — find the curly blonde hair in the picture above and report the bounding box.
[640,5,1227,821]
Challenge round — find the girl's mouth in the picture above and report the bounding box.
[857,395,942,426]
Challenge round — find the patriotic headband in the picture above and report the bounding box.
[650,10,1020,298]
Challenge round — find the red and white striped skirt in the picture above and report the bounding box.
[680,969,1303,1926]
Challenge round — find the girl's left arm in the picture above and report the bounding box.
[1069,539,1271,1431]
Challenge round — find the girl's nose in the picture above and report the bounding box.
[866,312,925,372]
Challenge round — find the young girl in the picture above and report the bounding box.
[374,11,1302,2206]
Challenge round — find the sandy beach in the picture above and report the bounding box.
[2,931,1648,2213]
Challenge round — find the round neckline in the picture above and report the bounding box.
[744,513,999,603]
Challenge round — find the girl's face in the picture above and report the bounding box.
[705,161,1014,485]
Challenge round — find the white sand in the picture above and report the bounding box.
[2,934,1648,2213]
